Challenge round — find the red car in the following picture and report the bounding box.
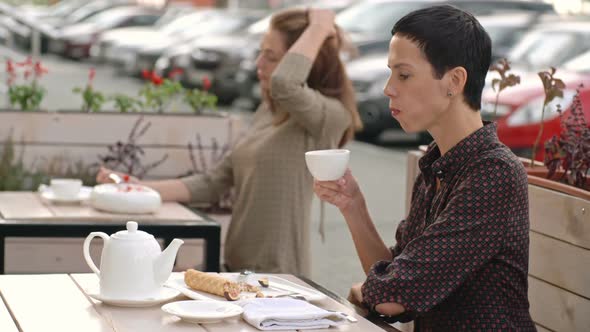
[481,53,590,160]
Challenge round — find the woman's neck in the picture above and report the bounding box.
[428,103,484,156]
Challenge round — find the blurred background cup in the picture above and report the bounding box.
[50,178,82,199]
[305,149,350,181]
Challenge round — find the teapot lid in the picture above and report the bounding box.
[112,221,153,241]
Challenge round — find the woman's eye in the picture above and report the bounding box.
[399,74,410,81]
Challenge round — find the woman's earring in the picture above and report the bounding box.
[447,91,453,97]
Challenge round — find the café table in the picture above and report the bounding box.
[0,272,401,332]
[0,192,221,273]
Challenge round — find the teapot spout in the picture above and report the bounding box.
[154,238,184,285]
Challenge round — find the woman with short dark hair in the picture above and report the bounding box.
[314,5,535,330]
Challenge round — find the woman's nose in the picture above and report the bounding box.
[255,54,264,70]
[383,77,398,98]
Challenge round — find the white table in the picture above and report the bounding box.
[0,273,399,332]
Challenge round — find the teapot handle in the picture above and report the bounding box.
[83,232,109,276]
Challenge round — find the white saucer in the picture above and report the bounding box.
[88,287,181,307]
[162,300,243,324]
[39,186,92,204]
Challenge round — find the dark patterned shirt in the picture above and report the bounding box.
[362,122,535,331]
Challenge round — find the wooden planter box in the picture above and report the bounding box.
[0,110,244,180]
[0,110,243,273]
[406,149,590,331]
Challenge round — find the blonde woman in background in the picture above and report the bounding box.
[97,8,362,276]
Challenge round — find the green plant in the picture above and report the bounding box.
[6,57,48,111]
[110,94,143,113]
[531,67,566,166]
[138,70,184,113]
[98,116,168,178]
[0,132,28,190]
[184,88,217,113]
[489,58,520,118]
[73,68,106,112]
[544,87,589,190]
[0,132,49,191]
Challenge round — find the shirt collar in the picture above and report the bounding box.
[419,121,499,180]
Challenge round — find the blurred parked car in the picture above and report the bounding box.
[505,20,590,72]
[336,0,555,57]
[163,1,357,106]
[233,0,556,112]
[10,0,133,53]
[18,0,88,20]
[486,19,590,96]
[50,6,162,59]
[134,9,265,78]
[44,0,134,28]
[478,12,557,63]
[104,9,217,74]
[481,51,590,158]
[89,3,195,62]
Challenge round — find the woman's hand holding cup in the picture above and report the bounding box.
[313,169,361,211]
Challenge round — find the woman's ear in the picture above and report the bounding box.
[446,66,468,96]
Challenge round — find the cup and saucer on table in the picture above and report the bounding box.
[39,178,92,204]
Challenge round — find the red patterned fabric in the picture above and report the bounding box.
[362,122,535,331]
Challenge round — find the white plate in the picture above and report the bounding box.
[88,287,181,307]
[162,300,243,324]
[90,183,162,214]
[39,186,92,204]
[165,273,327,303]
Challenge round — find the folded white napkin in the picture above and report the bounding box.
[237,298,348,330]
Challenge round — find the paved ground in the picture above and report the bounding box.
[2,47,414,298]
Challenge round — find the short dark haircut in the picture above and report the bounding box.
[391,5,491,111]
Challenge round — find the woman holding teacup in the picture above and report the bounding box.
[97,8,362,276]
[313,5,535,330]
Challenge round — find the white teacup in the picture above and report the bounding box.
[305,149,350,181]
[50,178,82,199]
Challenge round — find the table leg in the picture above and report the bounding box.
[204,228,220,272]
[0,237,4,274]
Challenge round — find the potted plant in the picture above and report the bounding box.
[5,57,48,111]
[487,64,589,331]
[489,58,520,118]
[72,68,107,113]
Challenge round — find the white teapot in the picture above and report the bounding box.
[83,221,183,299]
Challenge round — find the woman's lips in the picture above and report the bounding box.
[390,108,401,117]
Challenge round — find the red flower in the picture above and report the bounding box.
[123,174,130,183]
[202,76,211,91]
[89,68,96,82]
[142,69,152,80]
[33,61,48,77]
[6,60,14,74]
[151,75,164,85]
[168,68,183,80]
[16,56,32,67]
